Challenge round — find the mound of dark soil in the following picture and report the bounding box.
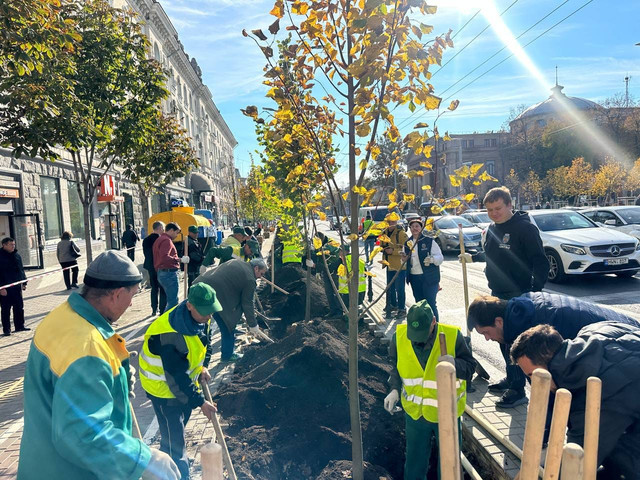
[317,460,392,479]
[215,322,404,479]
[259,265,330,328]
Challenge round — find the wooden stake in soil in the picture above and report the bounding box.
[520,368,551,480]
[583,377,602,480]
[201,443,223,480]
[202,382,237,480]
[561,443,584,479]
[436,362,461,480]
[542,388,572,480]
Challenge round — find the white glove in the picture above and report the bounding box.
[128,364,136,399]
[181,256,190,264]
[384,389,399,413]
[423,255,432,266]
[438,354,455,366]
[199,265,207,275]
[141,448,180,480]
[249,325,275,343]
[458,253,472,264]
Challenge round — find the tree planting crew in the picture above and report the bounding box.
[384,300,476,480]
[184,226,204,287]
[403,217,443,322]
[281,240,303,265]
[194,258,273,363]
[221,225,247,260]
[19,251,180,480]
[459,186,549,409]
[122,223,140,261]
[338,249,367,312]
[511,322,640,480]
[0,237,28,336]
[153,223,184,310]
[362,212,376,265]
[380,217,409,319]
[144,221,167,316]
[139,283,221,480]
[315,232,342,318]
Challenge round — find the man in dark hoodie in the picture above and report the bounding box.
[0,237,28,336]
[139,283,221,479]
[459,186,549,408]
[511,322,640,479]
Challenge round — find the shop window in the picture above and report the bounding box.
[67,180,86,239]
[40,177,63,240]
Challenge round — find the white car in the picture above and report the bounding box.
[581,206,640,241]
[460,210,491,230]
[527,209,640,282]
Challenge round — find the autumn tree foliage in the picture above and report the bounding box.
[591,160,627,204]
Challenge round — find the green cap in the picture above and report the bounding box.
[187,283,222,316]
[407,299,435,342]
[232,225,245,235]
[246,239,260,255]
[188,225,199,234]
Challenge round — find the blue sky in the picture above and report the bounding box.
[158,0,640,181]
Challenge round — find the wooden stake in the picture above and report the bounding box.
[436,362,461,480]
[201,443,224,480]
[561,443,584,479]
[583,377,601,480]
[261,277,289,295]
[520,368,551,480]
[439,331,448,356]
[130,401,142,439]
[270,243,275,294]
[203,382,237,480]
[457,224,470,319]
[542,389,572,480]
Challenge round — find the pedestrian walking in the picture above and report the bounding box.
[459,186,549,408]
[315,232,342,318]
[380,218,409,318]
[122,224,140,261]
[511,322,640,479]
[56,231,81,290]
[403,217,443,321]
[0,237,28,336]
[384,300,475,479]
[194,258,273,362]
[19,250,180,480]
[362,212,376,264]
[143,221,167,316]
[153,222,184,310]
[139,283,221,480]
[185,225,204,287]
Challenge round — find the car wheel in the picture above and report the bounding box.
[615,270,639,278]
[546,249,566,283]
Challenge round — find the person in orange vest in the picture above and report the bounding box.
[384,300,476,479]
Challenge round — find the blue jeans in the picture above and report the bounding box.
[408,274,439,322]
[386,269,406,311]
[151,400,192,479]
[157,269,179,310]
[214,312,236,360]
[364,238,376,263]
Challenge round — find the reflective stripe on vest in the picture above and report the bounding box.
[338,254,367,294]
[222,237,242,259]
[139,307,207,399]
[396,323,466,422]
[282,244,302,264]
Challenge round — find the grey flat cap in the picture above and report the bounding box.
[83,250,143,288]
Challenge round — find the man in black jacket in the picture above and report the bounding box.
[121,224,140,261]
[185,226,204,287]
[511,322,640,479]
[142,221,166,316]
[0,237,28,335]
[460,186,549,408]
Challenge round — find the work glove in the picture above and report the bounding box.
[384,389,399,414]
[458,253,472,264]
[438,354,455,366]
[128,364,137,399]
[141,448,180,480]
[181,256,190,264]
[249,325,275,344]
[423,255,433,266]
[199,265,207,275]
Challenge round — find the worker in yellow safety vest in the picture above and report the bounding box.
[221,225,247,261]
[338,253,367,308]
[282,242,303,265]
[383,300,477,479]
[139,283,222,479]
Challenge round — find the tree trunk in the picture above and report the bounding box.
[139,185,151,233]
[303,211,311,323]
[82,200,93,263]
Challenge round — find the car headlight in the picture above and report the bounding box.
[560,244,587,255]
[636,242,640,251]
[444,233,457,239]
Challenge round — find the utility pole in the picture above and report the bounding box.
[624,75,631,108]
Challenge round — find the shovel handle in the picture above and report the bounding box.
[439,332,448,356]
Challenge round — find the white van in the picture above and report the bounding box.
[357,205,407,232]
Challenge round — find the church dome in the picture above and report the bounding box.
[515,84,602,121]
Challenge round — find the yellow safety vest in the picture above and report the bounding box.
[139,308,207,399]
[282,243,302,264]
[222,236,243,260]
[338,254,367,294]
[397,323,466,422]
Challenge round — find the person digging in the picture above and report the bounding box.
[384,300,476,479]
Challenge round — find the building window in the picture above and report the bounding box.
[151,193,166,215]
[486,162,495,176]
[484,139,491,147]
[40,177,63,240]
[468,139,474,148]
[461,140,467,148]
[491,138,497,147]
[67,180,86,240]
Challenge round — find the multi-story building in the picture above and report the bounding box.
[0,0,236,270]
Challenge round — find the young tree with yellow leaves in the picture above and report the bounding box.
[591,160,627,205]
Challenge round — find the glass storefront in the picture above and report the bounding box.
[40,177,62,240]
[67,180,86,239]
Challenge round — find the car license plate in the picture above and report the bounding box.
[466,242,479,247]
[604,258,628,266]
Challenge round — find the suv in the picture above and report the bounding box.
[358,205,407,231]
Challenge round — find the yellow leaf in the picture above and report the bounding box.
[403,194,415,203]
[283,133,293,143]
[369,247,383,261]
[415,170,424,177]
[421,184,432,190]
[470,163,484,176]
[359,159,368,170]
[313,237,322,249]
[329,240,341,248]
[464,193,476,202]
[269,0,284,18]
[448,100,460,111]
[356,123,371,137]
[363,270,376,277]
[420,161,432,169]
[373,221,388,230]
[431,205,443,214]
[317,211,327,221]
[379,260,390,266]
[282,198,294,208]
[385,212,400,221]
[337,264,347,277]
[265,176,276,184]
[388,202,398,209]
[378,234,391,243]
[342,192,349,201]
[348,234,359,241]
[388,189,397,203]
[449,175,461,187]
[425,217,435,231]
[425,94,442,110]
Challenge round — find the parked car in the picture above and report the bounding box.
[327,215,337,230]
[527,209,640,282]
[357,205,408,231]
[431,215,483,252]
[581,206,640,241]
[460,210,491,230]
